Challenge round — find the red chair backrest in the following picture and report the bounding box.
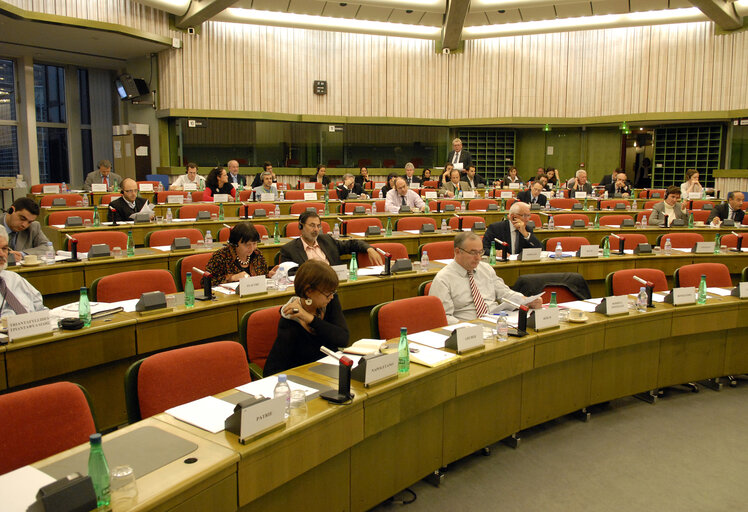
[178,252,213,290]
[544,236,590,251]
[345,217,383,234]
[190,191,203,202]
[647,189,666,199]
[720,234,741,248]
[599,200,629,210]
[100,193,122,205]
[341,202,369,214]
[290,202,325,215]
[0,382,96,474]
[607,233,648,251]
[374,200,386,212]
[489,189,517,198]
[598,214,635,226]
[148,228,204,247]
[636,210,653,223]
[156,191,189,203]
[31,183,62,193]
[95,269,177,302]
[468,199,498,211]
[396,216,437,231]
[376,296,448,339]
[691,210,710,223]
[179,204,220,219]
[549,198,579,210]
[47,210,94,226]
[357,242,409,267]
[244,307,281,371]
[137,341,251,419]
[428,200,462,211]
[327,189,338,199]
[285,221,331,237]
[644,200,659,210]
[448,216,485,230]
[218,224,268,242]
[688,200,712,210]
[422,180,439,188]
[611,268,668,295]
[676,263,732,287]
[238,203,276,217]
[542,286,578,304]
[421,240,454,259]
[68,231,128,253]
[283,190,307,200]
[40,194,83,207]
[528,214,542,228]
[551,213,589,227]
[659,233,704,249]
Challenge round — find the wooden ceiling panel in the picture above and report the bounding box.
[591,0,629,16]
[287,0,327,15]
[517,5,557,21]
[484,8,523,24]
[387,8,428,24]
[554,1,593,18]
[630,0,669,11]
[464,12,490,26]
[322,1,360,17]
[355,4,394,21]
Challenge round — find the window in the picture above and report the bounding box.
[78,69,93,180]
[34,63,69,182]
[0,58,19,177]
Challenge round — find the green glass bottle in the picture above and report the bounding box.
[88,433,110,508]
[489,241,496,265]
[603,237,610,257]
[184,272,195,308]
[273,222,280,244]
[92,206,100,227]
[424,201,430,214]
[500,198,506,211]
[78,287,91,327]
[583,198,588,211]
[126,230,134,257]
[697,274,707,304]
[218,202,225,221]
[385,217,392,236]
[593,213,600,229]
[688,212,694,228]
[398,327,410,373]
[714,233,721,254]
[112,180,119,193]
[349,252,358,281]
[324,189,330,215]
[549,291,557,308]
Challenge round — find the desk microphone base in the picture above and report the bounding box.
[508,328,528,337]
[320,390,354,404]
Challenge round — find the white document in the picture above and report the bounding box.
[317,352,364,366]
[150,245,173,252]
[495,293,543,311]
[166,396,235,434]
[706,287,732,296]
[0,465,56,512]
[584,297,605,305]
[434,258,454,265]
[402,230,421,234]
[236,375,319,399]
[409,342,458,367]
[651,292,667,303]
[407,330,448,349]
[557,300,599,313]
[480,310,520,327]
[441,322,476,332]
[357,266,384,276]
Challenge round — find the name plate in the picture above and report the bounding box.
[527,308,559,330]
[424,190,437,199]
[731,282,748,298]
[519,248,541,261]
[594,296,629,316]
[304,192,317,200]
[91,183,107,192]
[239,396,285,440]
[261,193,275,202]
[462,191,475,199]
[213,193,229,203]
[237,275,267,297]
[139,183,154,192]
[500,191,514,199]
[688,192,701,199]
[574,191,587,199]
[692,241,715,254]
[508,183,520,189]
[577,245,599,258]
[445,324,484,354]
[352,352,398,387]
[332,264,348,282]
[167,194,184,204]
[42,185,60,194]
[303,182,316,190]
[666,287,696,306]
[183,183,197,191]
[8,310,52,342]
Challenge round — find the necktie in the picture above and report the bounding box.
[453,152,460,164]
[513,229,521,255]
[468,271,489,318]
[729,208,734,220]
[401,195,406,206]
[8,231,17,250]
[0,276,28,314]
[103,177,109,188]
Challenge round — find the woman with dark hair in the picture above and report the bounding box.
[546,168,560,187]
[421,168,432,182]
[310,164,331,187]
[206,222,273,285]
[202,166,236,201]
[263,259,349,376]
[355,166,373,189]
[380,172,399,197]
[440,163,455,187]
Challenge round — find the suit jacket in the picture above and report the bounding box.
[706,202,745,224]
[648,201,687,226]
[447,150,473,170]
[336,183,365,201]
[310,176,331,187]
[108,196,148,222]
[516,190,548,206]
[84,170,124,192]
[354,176,373,189]
[460,174,486,189]
[483,220,541,256]
[439,181,464,197]
[403,175,422,187]
[502,176,523,187]
[228,173,246,187]
[279,234,372,266]
[599,174,616,187]
[8,221,51,255]
[606,182,632,196]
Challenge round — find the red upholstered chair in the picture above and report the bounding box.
[40,194,84,207]
[374,200,386,212]
[420,240,454,259]
[598,214,635,227]
[218,224,268,242]
[31,183,63,193]
[448,216,485,230]
[290,202,325,215]
[100,193,122,205]
[549,198,579,210]
[720,234,742,249]
[357,242,409,267]
[190,191,203,203]
[422,180,439,188]
[396,216,437,231]
[644,200,660,210]
[301,182,323,189]
[419,281,432,296]
[283,190,307,200]
[528,214,542,228]
[637,190,649,198]
[285,221,331,237]
[178,203,219,219]
[0,382,96,474]
[174,253,213,291]
[341,202,370,214]
[489,189,517,198]
[606,268,668,296]
[47,210,94,226]
[241,306,282,379]
[542,286,579,304]
[605,233,649,251]
[647,189,667,199]
[327,189,338,199]
[238,190,253,202]
[599,200,630,210]
[67,231,128,253]
[691,210,711,223]
[91,269,178,302]
[344,217,383,234]
[125,341,251,422]
[156,191,189,203]
[145,228,204,247]
[371,296,448,339]
[427,200,461,211]
[636,210,653,223]
[551,213,589,227]
[543,236,590,252]
[688,200,712,210]
[674,263,732,288]
[468,199,498,211]
[658,232,704,249]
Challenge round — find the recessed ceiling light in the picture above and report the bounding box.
[406,9,413,13]
[340,2,347,6]
[497,9,505,13]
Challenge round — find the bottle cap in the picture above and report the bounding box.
[89,433,102,444]
[278,374,287,383]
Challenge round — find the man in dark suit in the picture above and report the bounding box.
[516,181,548,207]
[227,160,246,187]
[599,170,618,187]
[280,211,383,266]
[606,172,632,197]
[108,178,150,222]
[460,166,487,190]
[483,202,541,256]
[707,191,744,225]
[84,159,123,192]
[403,163,421,187]
[251,161,275,189]
[3,197,51,259]
[447,138,472,171]
[336,173,367,200]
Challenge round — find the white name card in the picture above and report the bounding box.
[303,192,317,200]
[261,193,275,202]
[575,191,587,199]
[693,241,715,254]
[519,248,541,261]
[596,296,629,316]
[237,275,267,297]
[91,183,107,192]
[542,191,553,199]
[688,192,702,199]
[183,183,197,191]
[528,308,559,330]
[500,191,514,199]
[167,194,184,204]
[509,183,520,189]
[239,396,285,439]
[671,287,696,306]
[139,183,154,192]
[42,185,60,194]
[578,245,599,258]
[733,282,748,298]
[462,191,476,199]
[303,183,316,190]
[332,264,348,282]
[424,191,437,199]
[445,324,484,354]
[213,193,230,203]
[7,310,52,342]
[361,352,398,386]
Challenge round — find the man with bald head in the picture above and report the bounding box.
[482,201,542,255]
[227,160,246,187]
[606,172,631,197]
[108,178,151,222]
[708,191,744,226]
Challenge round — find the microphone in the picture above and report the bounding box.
[453,213,463,231]
[319,346,354,404]
[108,206,118,226]
[375,247,392,275]
[609,233,625,254]
[243,203,249,219]
[494,238,509,261]
[192,267,214,301]
[65,234,79,262]
[501,298,530,334]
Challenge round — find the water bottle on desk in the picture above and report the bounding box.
[489,241,496,265]
[549,291,557,308]
[349,252,358,281]
[166,208,173,223]
[548,216,555,230]
[664,238,672,255]
[88,433,110,508]
[279,190,285,201]
[697,275,707,304]
[45,242,55,264]
[184,272,195,308]
[79,287,91,327]
[554,241,563,259]
[127,230,135,257]
[274,204,280,217]
[185,192,192,203]
[496,313,509,342]
[420,250,429,273]
[440,219,448,233]
[204,230,213,246]
[333,223,340,239]
[641,215,647,228]
[636,287,648,312]
[372,202,377,214]
[274,374,291,419]
[82,193,89,208]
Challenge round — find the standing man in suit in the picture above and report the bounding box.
[2,197,51,260]
[708,191,744,226]
[648,186,688,226]
[227,160,246,187]
[517,181,548,207]
[447,138,472,171]
[403,163,421,187]
[482,202,542,255]
[279,211,383,266]
[84,160,123,192]
[107,178,151,222]
[460,165,487,190]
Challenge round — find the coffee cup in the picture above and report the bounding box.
[24,254,38,265]
[568,309,586,321]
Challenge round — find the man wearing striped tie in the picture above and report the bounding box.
[429,232,542,324]
[0,230,46,318]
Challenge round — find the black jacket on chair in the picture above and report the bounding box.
[511,272,591,300]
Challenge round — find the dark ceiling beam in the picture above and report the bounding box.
[441,0,471,50]
[689,0,743,30]
[175,0,236,29]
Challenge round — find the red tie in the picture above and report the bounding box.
[468,271,489,318]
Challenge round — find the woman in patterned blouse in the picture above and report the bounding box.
[206,223,275,286]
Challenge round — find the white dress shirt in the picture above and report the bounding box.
[384,188,425,214]
[171,174,205,189]
[0,270,47,317]
[429,261,526,324]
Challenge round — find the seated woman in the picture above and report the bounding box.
[380,172,398,197]
[649,185,688,227]
[202,166,236,201]
[355,166,373,189]
[440,163,455,188]
[501,166,523,187]
[206,222,273,286]
[310,164,331,187]
[680,168,703,198]
[546,168,560,188]
[263,260,348,376]
[421,168,432,183]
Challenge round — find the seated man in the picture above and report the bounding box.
[336,173,367,200]
[107,178,151,222]
[0,230,46,317]
[170,162,205,190]
[253,171,279,200]
[430,232,542,324]
[606,172,631,197]
[567,169,593,195]
[384,178,425,213]
[226,160,245,187]
[649,186,688,227]
[460,166,487,190]
[707,191,744,225]
[3,197,51,259]
[599,169,618,187]
[279,211,383,266]
[84,159,123,192]
[250,161,276,189]
[439,169,464,198]
[517,181,548,207]
[483,202,542,255]
[403,163,421,187]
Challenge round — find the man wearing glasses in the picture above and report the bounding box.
[0,230,46,317]
[482,202,542,255]
[430,231,542,324]
[107,178,152,222]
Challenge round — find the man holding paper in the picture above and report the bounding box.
[482,202,542,256]
[430,232,542,324]
[0,231,46,317]
[108,178,152,222]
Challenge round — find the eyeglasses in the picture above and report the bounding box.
[318,290,336,300]
[457,247,483,257]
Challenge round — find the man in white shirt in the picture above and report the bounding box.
[430,232,542,324]
[0,230,46,317]
[384,178,425,214]
[170,163,205,190]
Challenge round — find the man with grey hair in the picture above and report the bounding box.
[84,159,123,192]
[336,173,367,200]
[430,231,542,324]
[447,138,472,171]
[403,163,421,187]
[482,201,542,255]
[0,230,46,317]
[568,169,593,195]
[227,159,246,187]
[253,171,278,200]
